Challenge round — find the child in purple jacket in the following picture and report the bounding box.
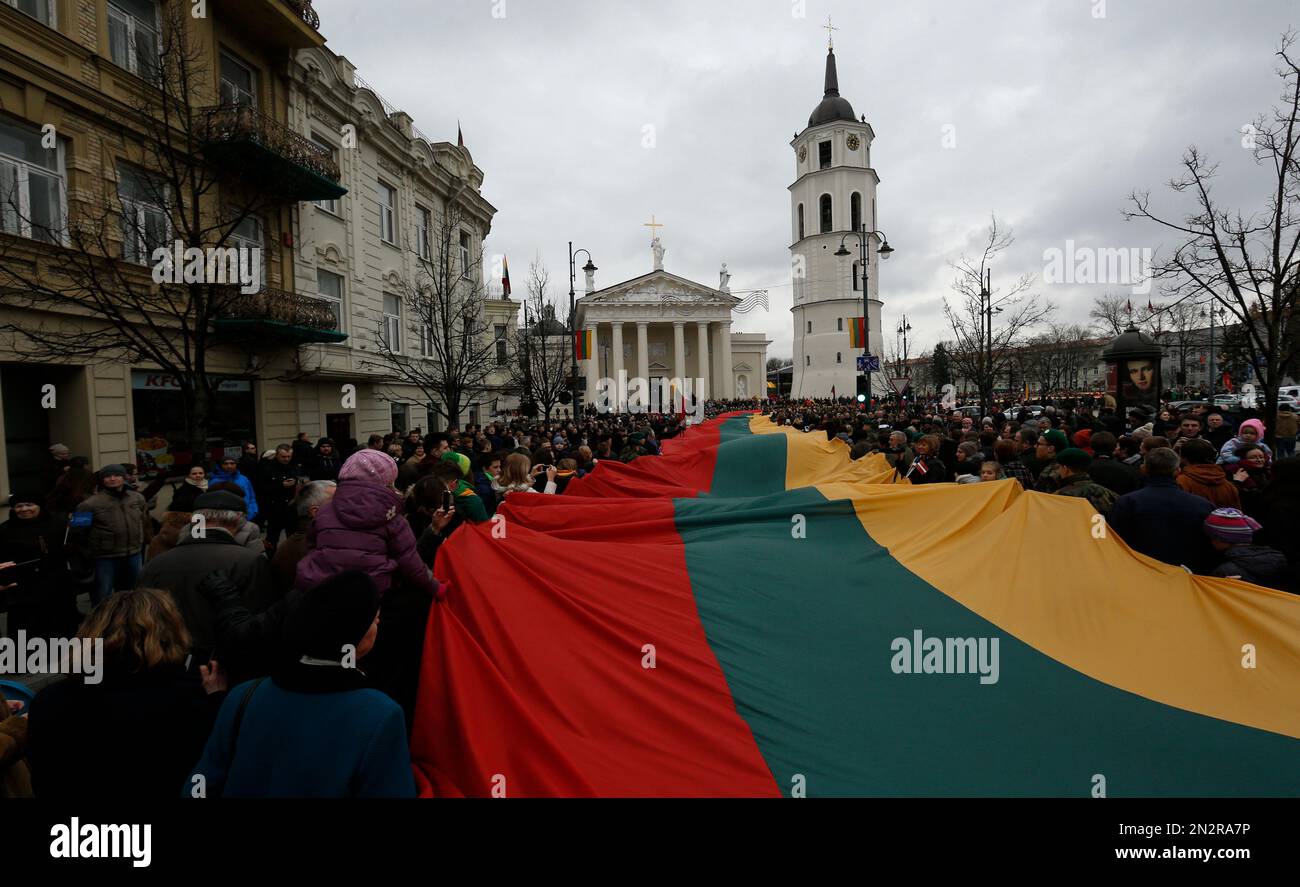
[295,450,445,599]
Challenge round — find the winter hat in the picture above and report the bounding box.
[98,464,127,479]
[440,451,472,480]
[1203,508,1262,545]
[193,490,248,514]
[49,443,70,457]
[1072,429,1093,448]
[1239,419,1266,439]
[1043,430,1069,452]
[338,449,398,487]
[1056,448,1093,470]
[8,480,45,509]
[285,570,381,660]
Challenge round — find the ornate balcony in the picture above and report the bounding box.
[215,286,348,345]
[200,105,346,203]
[212,0,325,49]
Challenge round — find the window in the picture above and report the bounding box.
[819,194,832,234]
[380,293,402,352]
[807,320,812,334]
[852,262,860,291]
[390,402,408,434]
[376,181,396,244]
[219,50,257,108]
[818,140,832,170]
[3,0,56,27]
[836,352,842,364]
[117,164,169,264]
[311,135,339,214]
[108,0,160,79]
[418,320,434,357]
[851,192,862,233]
[806,355,811,366]
[797,203,804,240]
[416,206,432,261]
[459,230,471,277]
[494,323,507,365]
[0,116,66,245]
[228,215,264,286]
[837,318,843,332]
[317,269,344,332]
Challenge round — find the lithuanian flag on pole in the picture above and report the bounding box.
[410,413,1300,796]
[573,329,593,361]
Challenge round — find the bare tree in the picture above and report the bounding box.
[1125,32,1300,443]
[366,204,499,427]
[0,7,324,462]
[943,216,1055,413]
[506,257,570,419]
[1089,292,1150,337]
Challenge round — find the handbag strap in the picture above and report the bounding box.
[228,677,266,763]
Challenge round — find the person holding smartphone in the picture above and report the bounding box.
[0,486,79,639]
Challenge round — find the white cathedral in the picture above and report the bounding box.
[789,44,887,399]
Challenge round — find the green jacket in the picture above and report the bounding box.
[453,480,488,524]
[1053,472,1119,516]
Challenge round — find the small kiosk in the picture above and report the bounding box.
[1101,325,1163,416]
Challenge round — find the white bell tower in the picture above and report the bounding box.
[789,38,883,399]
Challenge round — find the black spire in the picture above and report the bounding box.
[824,47,840,98]
[807,47,857,128]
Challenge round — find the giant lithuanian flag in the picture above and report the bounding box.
[410,413,1300,796]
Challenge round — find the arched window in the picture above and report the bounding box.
[819,194,833,234]
[797,203,804,240]
[852,262,860,291]
[850,193,862,232]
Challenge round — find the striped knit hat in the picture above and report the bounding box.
[441,450,472,480]
[1203,508,1261,544]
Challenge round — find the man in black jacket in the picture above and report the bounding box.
[1108,448,1215,573]
[137,491,273,670]
[1086,431,1141,496]
[257,444,302,547]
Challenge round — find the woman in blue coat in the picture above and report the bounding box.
[208,456,259,520]
[187,569,416,798]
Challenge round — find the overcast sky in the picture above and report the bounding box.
[312,0,1296,360]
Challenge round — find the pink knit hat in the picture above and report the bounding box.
[1239,418,1266,438]
[338,449,398,487]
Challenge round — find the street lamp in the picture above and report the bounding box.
[978,269,1006,414]
[835,228,893,404]
[896,315,912,378]
[1200,304,1227,397]
[568,242,596,418]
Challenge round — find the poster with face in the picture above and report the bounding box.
[1122,358,1159,410]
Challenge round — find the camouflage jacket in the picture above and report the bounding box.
[1053,472,1119,516]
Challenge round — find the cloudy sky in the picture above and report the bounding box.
[313,0,1296,360]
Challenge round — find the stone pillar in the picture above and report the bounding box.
[711,323,725,398]
[610,321,625,412]
[695,321,710,402]
[636,321,650,412]
[720,321,734,398]
[585,322,599,409]
[672,321,686,412]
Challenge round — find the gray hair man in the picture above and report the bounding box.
[271,481,338,596]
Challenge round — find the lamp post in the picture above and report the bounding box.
[1201,303,1226,398]
[834,227,893,405]
[897,315,912,377]
[977,270,1004,415]
[568,242,596,418]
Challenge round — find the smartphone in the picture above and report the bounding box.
[441,489,454,512]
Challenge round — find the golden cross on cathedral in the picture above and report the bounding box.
[823,15,838,50]
[643,214,664,241]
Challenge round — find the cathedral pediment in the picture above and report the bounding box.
[579,270,739,308]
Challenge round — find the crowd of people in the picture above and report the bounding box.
[2,395,1297,798]
[735,394,1299,592]
[0,412,688,799]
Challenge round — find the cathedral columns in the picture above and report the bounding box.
[610,321,625,412]
[719,321,734,398]
[636,322,650,407]
[695,322,710,402]
[672,321,686,411]
[584,322,599,409]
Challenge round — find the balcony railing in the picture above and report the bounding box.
[200,105,345,201]
[215,286,348,344]
[283,0,321,31]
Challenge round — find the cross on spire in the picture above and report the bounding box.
[823,15,838,50]
[643,214,664,241]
